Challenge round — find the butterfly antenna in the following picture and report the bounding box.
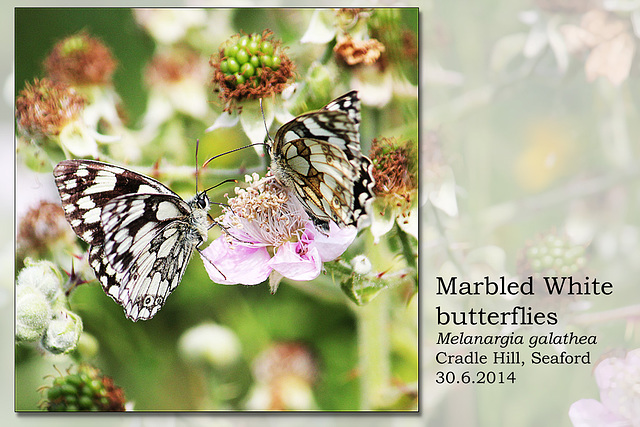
[202,98,274,169]
[202,178,237,194]
[260,98,273,144]
[202,143,268,168]
[195,138,201,193]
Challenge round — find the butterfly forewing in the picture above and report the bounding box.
[53,159,210,321]
[54,160,176,244]
[269,90,375,232]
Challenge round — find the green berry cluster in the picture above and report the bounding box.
[43,365,125,411]
[219,33,282,86]
[517,233,587,278]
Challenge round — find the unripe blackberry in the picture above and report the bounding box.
[42,365,126,411]
[216,32,284,85]
[210,30,294,110]
[517,231,587,279]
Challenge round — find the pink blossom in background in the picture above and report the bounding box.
[569,348,640,427]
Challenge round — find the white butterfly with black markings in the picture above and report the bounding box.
[54,159,212,321]
[267,90,375,232]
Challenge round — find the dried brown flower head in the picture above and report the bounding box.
[17,201,75,258]
[44,31,117,85]
[145,48,205,85]
[15,78,86,138]
[334,34,385,66]
[253,342,319,385]
[370,137,417,203]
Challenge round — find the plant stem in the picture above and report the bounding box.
[356,286,390,409]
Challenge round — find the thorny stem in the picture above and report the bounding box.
[354,226,393,409]
[476,166,640,232]
[394,221,417,288]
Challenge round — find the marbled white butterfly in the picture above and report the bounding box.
[53,159,211,321]
[267,91,375,232]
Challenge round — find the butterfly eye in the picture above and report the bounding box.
[197,194,209,209]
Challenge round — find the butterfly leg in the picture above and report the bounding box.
[197,247,227,280]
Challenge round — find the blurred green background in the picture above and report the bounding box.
[15,8,153,122]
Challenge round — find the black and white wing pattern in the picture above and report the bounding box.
[53,159,211,321]
[268,91,375,233]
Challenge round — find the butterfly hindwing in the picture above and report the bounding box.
[118,220,196,321]
[100,193,191,272]
[269,91,374,232]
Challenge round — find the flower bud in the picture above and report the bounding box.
[17,259,64,303]
[15,285,52,342]
[41,309,83,355]
[351,254,373,275]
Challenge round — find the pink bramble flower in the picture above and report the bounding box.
[199,173,356,292]
[569,348,640,427]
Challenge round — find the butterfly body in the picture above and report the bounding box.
[54,159,210,321]
[268,91,375,232]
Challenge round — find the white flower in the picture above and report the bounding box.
[178,323,241,368]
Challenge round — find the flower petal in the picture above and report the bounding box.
[200,238,271,285]
[397,203,419,241]
[369,202,396,244]
[205,110,239,133]
[58,121,99,158]
[300,10,336,44]
[429,165,458,217]
[268,242,321,281]
[313,222,357,262]
[595,348,640,422]
[568,399,629,427]
[239,98,274,152]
